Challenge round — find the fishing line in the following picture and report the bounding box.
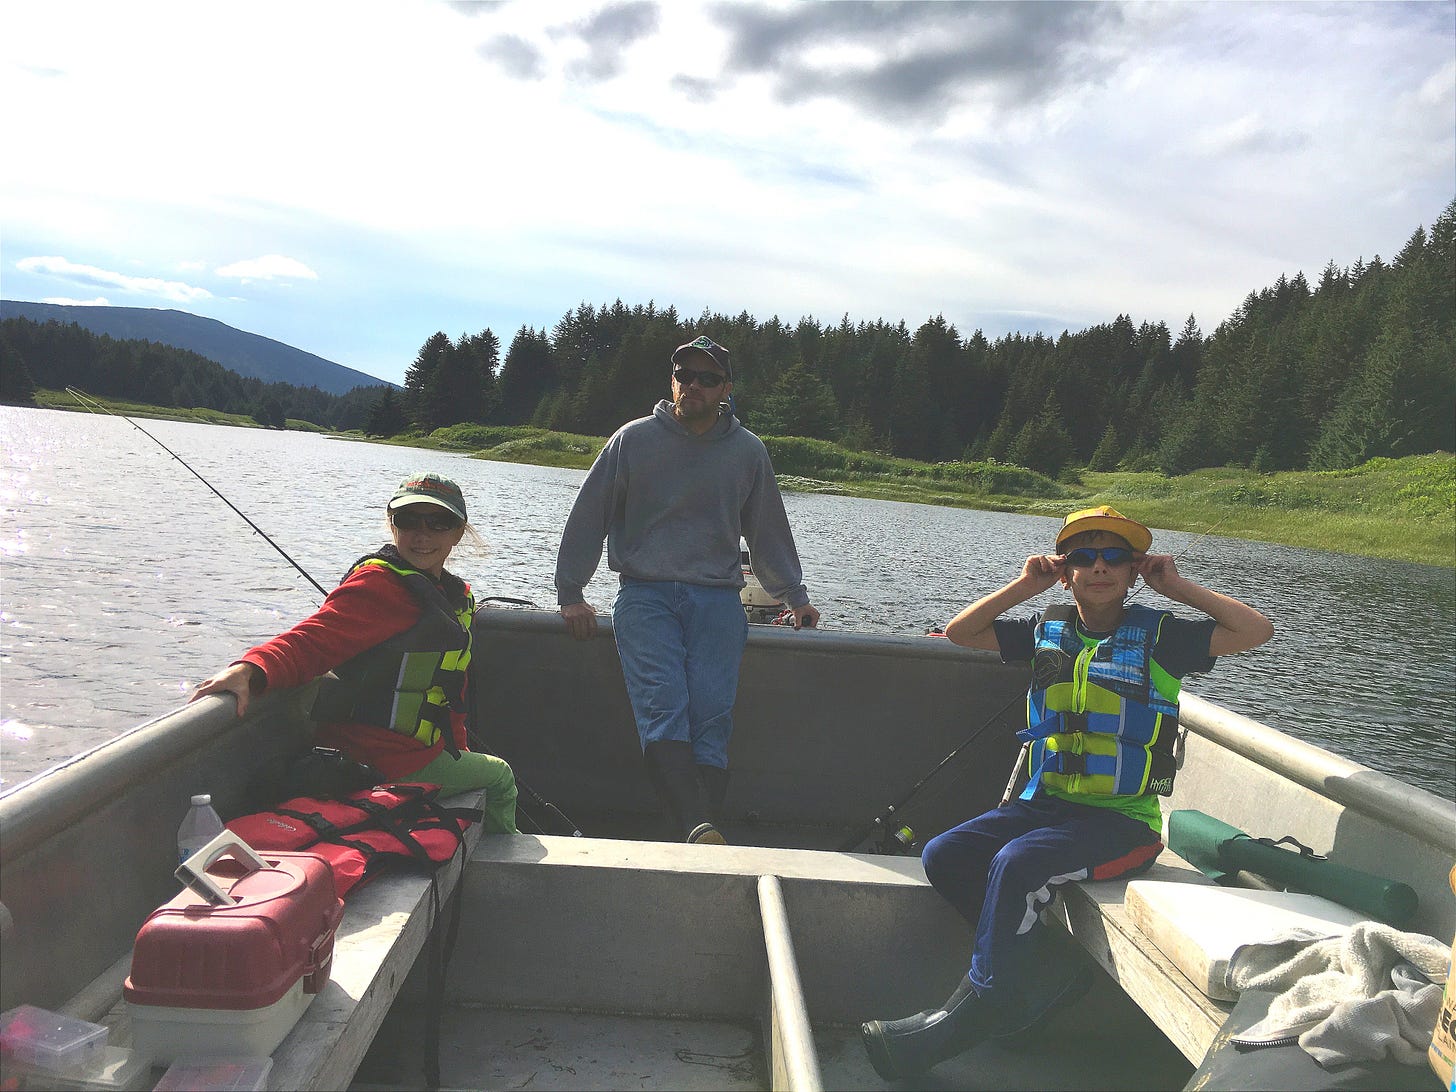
[1125,511,1233,604]
[67,387,586,835]
[65,387,328,597]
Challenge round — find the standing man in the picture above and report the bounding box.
[555,334,821,844]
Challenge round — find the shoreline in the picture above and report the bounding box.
[22,396,1455,569]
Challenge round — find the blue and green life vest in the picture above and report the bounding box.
[1017,604,1181,798]
[310,548,474,757]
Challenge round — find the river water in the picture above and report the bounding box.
[2,406,1452,798]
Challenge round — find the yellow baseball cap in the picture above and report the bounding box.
[1055,505,1152,553]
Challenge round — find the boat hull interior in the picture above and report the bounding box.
[2,608,1451,1090]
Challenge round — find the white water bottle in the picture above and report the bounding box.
[177,793,225,864]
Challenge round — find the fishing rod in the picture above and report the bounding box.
[838,688,1025,853]
[67,387,586,835]
[66,387,328,598]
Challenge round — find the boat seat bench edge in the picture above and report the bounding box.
[1042,851,1231,1066]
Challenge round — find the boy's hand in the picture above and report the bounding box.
[1135,553,1183,596]
[1135,552,1275,655]
[1020,553,1065,595]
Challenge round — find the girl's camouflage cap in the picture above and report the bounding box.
[388,473,467,522]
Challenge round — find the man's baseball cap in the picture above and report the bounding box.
[388,473,467,522]
[671,335,732,380]
[1055,505,1151,553]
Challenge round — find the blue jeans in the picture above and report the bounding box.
[921,796,1162,994]
[612,579,748,769]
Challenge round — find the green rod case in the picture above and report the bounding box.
[1167,809,1418,928]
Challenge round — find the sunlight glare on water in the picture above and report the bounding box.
[1,406,1452,798]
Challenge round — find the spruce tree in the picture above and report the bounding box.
[0,332,37,405]
[1088,422,1121,471]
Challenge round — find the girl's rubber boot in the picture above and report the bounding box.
[643,741,724,844]
[859,977,996,1081]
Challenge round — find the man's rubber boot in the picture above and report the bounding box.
[643,741,723,843]
[859,977,997,1081]
[697,764,730,825]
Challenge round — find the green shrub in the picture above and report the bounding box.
[1395,454,1455,519]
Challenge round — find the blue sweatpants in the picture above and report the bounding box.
[920,795,1162,995]
[612,579,748,769]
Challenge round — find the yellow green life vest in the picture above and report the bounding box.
[310,549,474,756]
[1018,604,1180,798]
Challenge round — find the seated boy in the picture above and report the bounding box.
[860,505,1274,1081]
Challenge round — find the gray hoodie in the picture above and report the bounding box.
[555,400,809,608]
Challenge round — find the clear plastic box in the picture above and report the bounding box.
[0,1004,109,1074]
[153,1056,272,1092]
[5,1046,151,1091]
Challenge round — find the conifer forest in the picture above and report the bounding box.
[4,200,1452,479]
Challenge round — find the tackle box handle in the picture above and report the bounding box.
[174,830,269,906]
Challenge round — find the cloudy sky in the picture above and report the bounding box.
[3,1,1452,385]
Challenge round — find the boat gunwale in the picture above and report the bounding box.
[1178,692,1454,846]
[475,603,1003,663]
[0,685,314,866]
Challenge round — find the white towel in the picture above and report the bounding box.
[1224,921,1449,1068]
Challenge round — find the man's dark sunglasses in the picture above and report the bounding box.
[672,367,726,390]
[391,509,462,532]
[1062,546,1134,567]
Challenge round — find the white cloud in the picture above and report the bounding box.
[15,257,212,303]
[214,255,320,283]
[1191,112,1308,158]
[41,296,109,306]
[0,1,1449,383]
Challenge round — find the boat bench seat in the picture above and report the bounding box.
[1042,848,1232,1066]
[78,787,486,1092]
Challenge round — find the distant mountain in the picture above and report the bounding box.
[0,301,393,396]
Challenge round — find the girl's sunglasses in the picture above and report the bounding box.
[391,509,462,532]
[672,368,726,390]
[1062,546,1134,567]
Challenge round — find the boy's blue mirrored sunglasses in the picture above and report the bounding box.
[1063,546,1133,567]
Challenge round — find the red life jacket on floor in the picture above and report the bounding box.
[227,783,479,896]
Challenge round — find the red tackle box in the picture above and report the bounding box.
[123,832,344,1064]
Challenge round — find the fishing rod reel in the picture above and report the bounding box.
[862,806,920,855]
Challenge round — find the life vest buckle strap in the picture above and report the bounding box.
[1050,750,1087,776]
[275,807,345,839]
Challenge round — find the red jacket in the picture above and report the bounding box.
[241,561,471,780]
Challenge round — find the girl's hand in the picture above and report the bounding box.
[190,662,263,717]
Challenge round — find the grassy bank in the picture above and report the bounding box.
[22,398,1452,567]
[437,424,1453,569]
[32,389,329,432]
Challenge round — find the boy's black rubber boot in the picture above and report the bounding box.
[643,740,712,841]
[859,977,997,1081]
[994,961,1097,1051]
